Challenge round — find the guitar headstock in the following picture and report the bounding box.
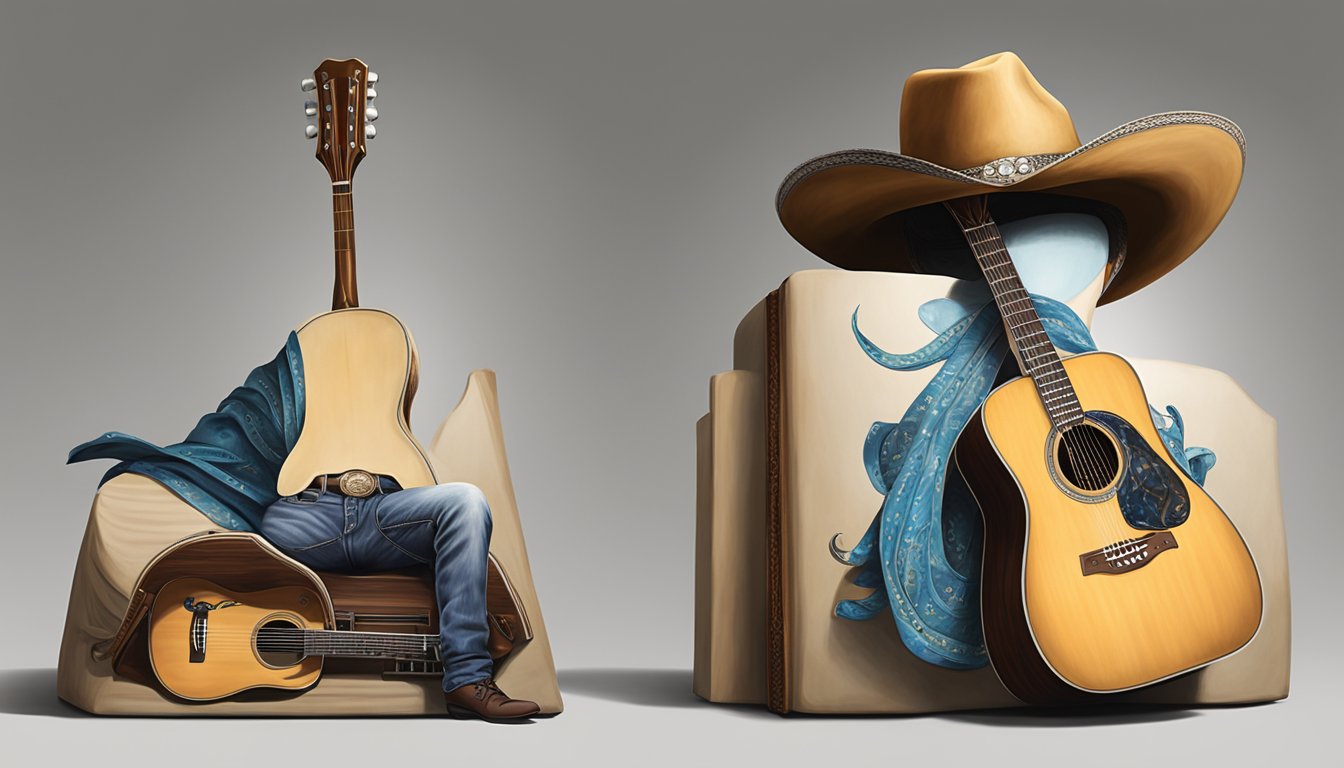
[302,58,379,183]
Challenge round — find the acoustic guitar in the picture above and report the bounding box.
[274,58,438,497]
[147,576,441,701]
[946,196,1262,704]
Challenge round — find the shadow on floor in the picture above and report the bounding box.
[944,696,1284,727]
[553,668,1235,725]
[0,669,89,718]
[557,668,704,709]
[942,705,1202,727]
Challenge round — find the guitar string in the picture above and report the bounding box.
[964,223,1114,495]
[960,213,1125,544]
[179,627,438,643]
[969,225,1120,526]
[954,202,1162,605]
[965,227,1122,550]
[188,636,438,651]
[179,628,440,656]
[182,627,437,643]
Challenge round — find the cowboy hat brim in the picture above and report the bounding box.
[775,112,1245,304]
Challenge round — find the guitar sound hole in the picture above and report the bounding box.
[255,618,305,668]
[1056,422,1121,492]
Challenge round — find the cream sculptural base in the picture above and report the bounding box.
[57,370,563,716]
[694,269,1290,713]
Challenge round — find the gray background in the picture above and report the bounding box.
[0,0,1337,764]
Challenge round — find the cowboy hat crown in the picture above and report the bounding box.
[900,52,1080,170]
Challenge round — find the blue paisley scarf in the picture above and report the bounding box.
[67,332,305,532]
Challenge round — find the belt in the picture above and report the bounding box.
[307,470,385,498]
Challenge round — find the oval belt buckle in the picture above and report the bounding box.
[337,469,377,498]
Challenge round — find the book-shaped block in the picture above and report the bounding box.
[694,270,1289,713]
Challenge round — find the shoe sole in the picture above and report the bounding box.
[446,704,541,722]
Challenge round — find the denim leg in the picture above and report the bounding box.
[360,482,495,691]
[259,490,352,572]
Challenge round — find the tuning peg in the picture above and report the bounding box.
[304,100,318,117]
[301,77,317,91]
[305,124,319,139]
[364,123,377,139]
[367,71,379,85]
[365,106,378,121]
[365,87,377,101]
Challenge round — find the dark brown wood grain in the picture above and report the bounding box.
[131,533,328,596]
[954,410,1093,706]
[331,183,359,309]
[765,288,789,714]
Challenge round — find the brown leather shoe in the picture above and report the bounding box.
[444,678,541,721]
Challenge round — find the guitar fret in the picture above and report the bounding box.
[1022,352,1057,366]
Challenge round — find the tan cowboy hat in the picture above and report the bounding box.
[775,52,1245,304]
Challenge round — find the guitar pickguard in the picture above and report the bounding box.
[1088,411,1190,530]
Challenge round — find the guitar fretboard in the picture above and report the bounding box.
[304,629,437,660]
[332,181,358,309]
[255,627,438,661]
[952,208,1084,429]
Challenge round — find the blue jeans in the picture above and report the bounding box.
[260,479,494,691]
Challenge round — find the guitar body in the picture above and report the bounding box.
[956,351,1262,704]
[276,308,438,496]
[148,578,326,701]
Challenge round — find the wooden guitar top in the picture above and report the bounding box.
[276,308,438,496]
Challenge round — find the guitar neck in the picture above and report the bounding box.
[299,628,439,661]
[306,58,375,311]
[332,181,358,310]
[947,199,1084,429]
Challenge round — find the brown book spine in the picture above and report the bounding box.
[765,289,789,714]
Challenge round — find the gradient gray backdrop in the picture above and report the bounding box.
[1,0,1337,764]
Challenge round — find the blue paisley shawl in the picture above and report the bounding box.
[835,296,1215,669]
[67,333,305,532]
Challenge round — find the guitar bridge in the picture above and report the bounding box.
[1079,532,1178,576]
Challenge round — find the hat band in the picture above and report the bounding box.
[961,153,1063,185]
